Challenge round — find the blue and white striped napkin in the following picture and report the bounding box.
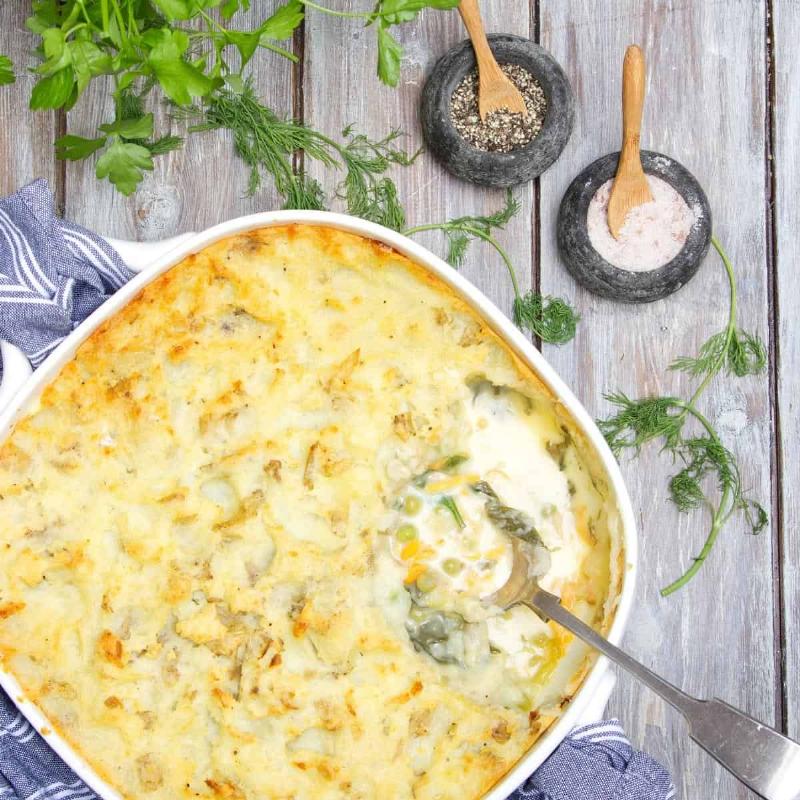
[0,181,675,800]
[1,699,675,800]
[0,178,133,381]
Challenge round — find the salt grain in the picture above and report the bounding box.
[586,175,698,272]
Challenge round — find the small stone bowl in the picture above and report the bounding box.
[557,151,712,303]
[420,34,574,187]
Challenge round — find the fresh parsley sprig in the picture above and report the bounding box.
[18,0,306,195]
[6,7,579,347]
[298,0,460,87]
[599,236,767,596]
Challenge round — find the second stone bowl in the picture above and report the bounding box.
[557,151,712,303]
[420,34,574,187]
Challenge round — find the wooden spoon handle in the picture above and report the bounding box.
[458,0,503,82]
[619,44,646,170]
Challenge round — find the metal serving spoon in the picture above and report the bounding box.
[489,538,800,800]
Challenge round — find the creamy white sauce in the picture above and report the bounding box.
[381,383,592,695]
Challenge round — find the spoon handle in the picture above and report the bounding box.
[531,589,696,716]
[619,44,647,173]
[458,0,504,83]
[531,589,800,800]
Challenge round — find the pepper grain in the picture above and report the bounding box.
[450,64,547,153]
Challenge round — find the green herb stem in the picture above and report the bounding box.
[659,400,733,597]
[404,206,579,346]
[403,222,521,299]
[297,1,373,18]
[686,235,738,409]
[600,236,767,596]
[439,496,466,529]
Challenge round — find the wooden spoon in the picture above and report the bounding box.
[458,0,528,121]
[607,44,653,239]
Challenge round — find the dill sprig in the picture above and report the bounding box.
[599,236,768,596]
[189,84,418,228]
[513,293,581,345]
[424,191,520,267]
[404,193,580,346]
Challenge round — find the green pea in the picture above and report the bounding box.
[415,570,438,593]
[442,558,463,576]
[395,523,418,542]
[403,494,422,516]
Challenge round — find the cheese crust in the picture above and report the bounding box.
[0,226,622,800]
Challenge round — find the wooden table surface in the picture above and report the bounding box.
[1,1,797,797]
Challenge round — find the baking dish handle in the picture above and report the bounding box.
[104,232,197,273]
[0,341,34,419]
[0,232,197,417]
[575,669,617,725]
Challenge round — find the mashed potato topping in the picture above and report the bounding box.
[0,226,621,800]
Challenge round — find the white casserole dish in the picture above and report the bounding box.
[0,210,637,800]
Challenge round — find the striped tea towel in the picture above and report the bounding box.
[0,180,675,800]
[1,697,674,800]
[0,178,133,381]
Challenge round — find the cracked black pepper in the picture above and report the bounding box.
[450,64,547,153]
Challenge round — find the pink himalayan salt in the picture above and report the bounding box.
[587,175,699,272]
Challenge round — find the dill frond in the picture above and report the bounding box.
[598,394,684,455]
[727,328,767,376]
[670,330,728,376]
[601,236,768,596]
[282,173,326,210]
[196,83,415,223]
[512,292,580,345]
[145,135,184,156]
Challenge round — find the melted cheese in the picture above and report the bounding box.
[0,226,622,800]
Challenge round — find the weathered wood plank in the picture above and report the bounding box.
[302,2,533,318]
[773,0,798,741]
[539,2,774,797]
[0,4,59,197]
[64,6,294,239]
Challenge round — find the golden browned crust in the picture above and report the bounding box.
[0,226,620,800]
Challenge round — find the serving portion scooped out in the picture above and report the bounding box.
[0,224,624,800]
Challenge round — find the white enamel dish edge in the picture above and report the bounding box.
[0,210,637,800]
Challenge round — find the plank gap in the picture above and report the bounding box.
[763,0,787,736]
[54,109,67,217]
[531,0,542,351]
[292,14,306,175]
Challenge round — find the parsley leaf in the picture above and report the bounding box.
[95,140,154,196]
[300,0,459,86]
[30,67,75,110]
[100,113,155,140]
[55,134,107,160]
[144,29,217,106]
[0,55,14,85]
[260,0,305,40]
[376,23,403,86]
